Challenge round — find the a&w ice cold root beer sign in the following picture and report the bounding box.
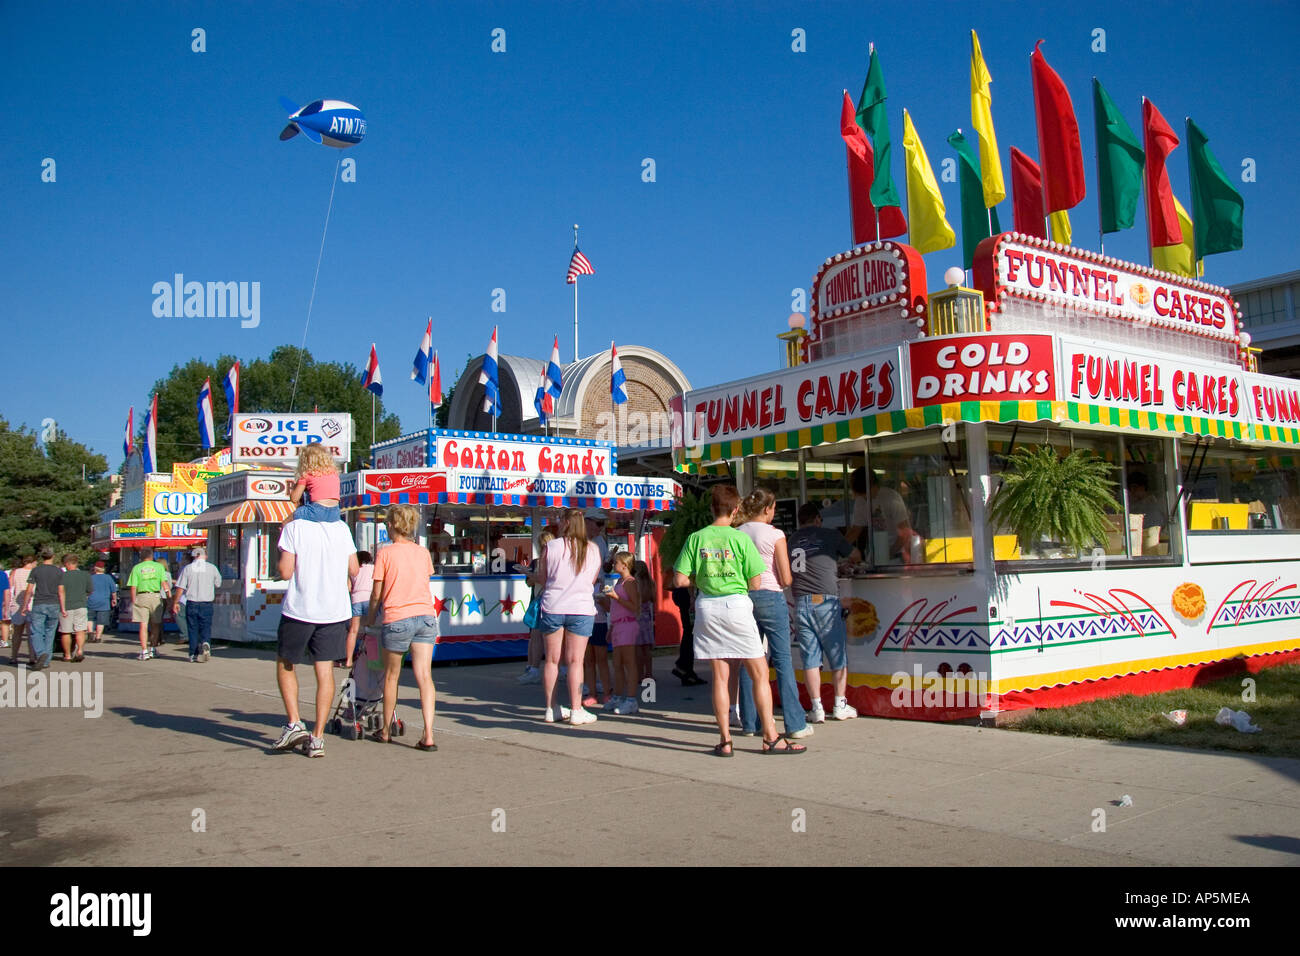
[232,413,352,464]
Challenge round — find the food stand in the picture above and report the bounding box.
[342,428,681,661]
[674,235,1300,720]
[188,470,296,642]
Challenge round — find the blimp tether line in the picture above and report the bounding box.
[278,96,367,413]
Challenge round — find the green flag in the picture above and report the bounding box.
[948,130,989,270]
[1186,117,1244,258]
[856,46,901,209]
[1092,78,1144,234]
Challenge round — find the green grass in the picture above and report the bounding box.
[1010,663,1300,759]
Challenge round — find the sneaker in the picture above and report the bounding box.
[138,650,150,662]
[787,725,816,739]
[543,705,572,724]
[602,696,620,712]
[200,642,211,662]
[613,697,639,715]
[34,653,49,671]
[147,647,157,659]
[832,698,858,720]
[305,735,325,757]
[568,708,598,725]
[189,654,198,663]
[0,640,9,649]
[517,665,541,684]
[272,721,310,750]
[806,701,826,724]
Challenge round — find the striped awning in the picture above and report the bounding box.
[342,491,676,512]
[191,499,295,527]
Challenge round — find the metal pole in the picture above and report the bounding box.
[573,224,580,361]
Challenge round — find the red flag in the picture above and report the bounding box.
[1142,97,1182,248]
[1009,147,1048,239]
[1030,40,1085,214]
[841,91,907,242]
[430,351,443,408]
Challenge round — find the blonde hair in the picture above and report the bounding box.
[296,444,337,479]
[538,528,556,549]
[561,508,591,575]
[610,550,634,573]
[386,503,420,541]
[732,488,775,527]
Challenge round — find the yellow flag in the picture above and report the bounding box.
[902,109,956,254]
[970,30,1005,208]
[1049,209,1072,245]
[1152,195,1204,277]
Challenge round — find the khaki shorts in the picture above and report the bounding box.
[59,607,89,633]
[132,591,164,625]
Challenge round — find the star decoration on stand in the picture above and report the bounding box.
[500,596,518,615]
[433,596,446,614]
[463,594,483,615]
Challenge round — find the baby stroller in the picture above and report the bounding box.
[327,628,406,740]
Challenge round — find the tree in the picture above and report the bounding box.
[0,418,112,565]
[139,347,402,471]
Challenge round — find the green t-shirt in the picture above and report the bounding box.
[674,524,765,596]
[127,560,169,594]
[61,569,93,610]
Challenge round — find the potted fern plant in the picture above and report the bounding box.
[988,444,1120,558]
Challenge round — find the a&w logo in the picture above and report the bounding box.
[50,886,151,936]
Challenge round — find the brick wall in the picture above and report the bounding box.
[579,355,677,444]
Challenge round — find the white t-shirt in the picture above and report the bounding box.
[278,520,357,624]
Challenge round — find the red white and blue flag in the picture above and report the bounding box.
[479,327,502,416]
[610,342,628,405]
[412,319,432,385]
[222,361,240,438]
[545,335,563,398]
[197,378,215,450]
[363,343,383,397]
[123,407,134,460]
[141,394,158,473]
[534,367,554,425]
[430,351,443,410]
[566,248,595,284]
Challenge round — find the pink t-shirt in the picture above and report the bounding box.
[350,563,375,603]
[372,540,435,624]
[740,522,784,592]
[305,471,340,501]
[541,537,600,615]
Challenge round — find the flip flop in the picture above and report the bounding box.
[761,734,807,755]
[711,739,734,758]
[367,729,393,743]
[416,740,438,752]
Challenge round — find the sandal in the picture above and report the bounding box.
[416,740,438,752]
[711,739,734,758]
[367,729,393,743]
[761,734,807,755]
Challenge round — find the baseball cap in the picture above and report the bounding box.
[94,560,106,569]
[583,508,605,520]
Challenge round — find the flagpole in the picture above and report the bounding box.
[573,224,580,361]
[1094,78,1105,256]
[371,391,375,451]
[1140,98,1153,268]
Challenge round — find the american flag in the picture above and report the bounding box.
[566,248,595,284]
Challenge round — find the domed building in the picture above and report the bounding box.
[445,345,691,448]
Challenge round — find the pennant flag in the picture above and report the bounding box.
[970,30,1005,208]
[479,328,502,417]
[197,379,215,451]
[362,344,383,397]
[534,367,554,425]
[1049,209,1072,245]
[545,336,564,398]
[1030,40,1086,214]
[1143,98,1182,248]
[123,407,134,460]
[1152,194,1203,278]
[841,91,907,242]
[1093,78,1144,234]
[566,248,595,283]
[1009,147,1048,239]
[430,351,443,409]
[1186,118,1244,259]
[411,319,432,384]
[222,361,239,438]
[610,342,628,405]
[141,394,158,474]
[948,130,991,270]
[901,109,956,255]
[856,44,901,210]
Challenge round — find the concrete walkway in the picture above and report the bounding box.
[4,633,1298,866]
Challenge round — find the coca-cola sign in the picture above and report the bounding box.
[362,471,447,495]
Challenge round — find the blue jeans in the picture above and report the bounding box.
[738,590,807,734]
[28,604,60,661]
[795,595,847,671]
[186,601,214,656]
[294,502,341,522]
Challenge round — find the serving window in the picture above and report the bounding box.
[864,429,972,566]
[1180,442,1300,532]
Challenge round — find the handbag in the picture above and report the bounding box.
[523,600,541,629]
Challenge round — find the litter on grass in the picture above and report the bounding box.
[1163,710,1188,726]
[1214,707,1261,734]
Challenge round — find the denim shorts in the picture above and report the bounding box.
[537,612,594,637]
[351,601,369,619]
[381,614,439,653]
[795,595,847,671]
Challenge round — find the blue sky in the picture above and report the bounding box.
[4,0,1298,469]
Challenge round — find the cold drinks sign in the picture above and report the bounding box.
[909,335,1055,406]
[231,413,353,464]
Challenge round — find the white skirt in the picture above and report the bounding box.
[693,594,763,660]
